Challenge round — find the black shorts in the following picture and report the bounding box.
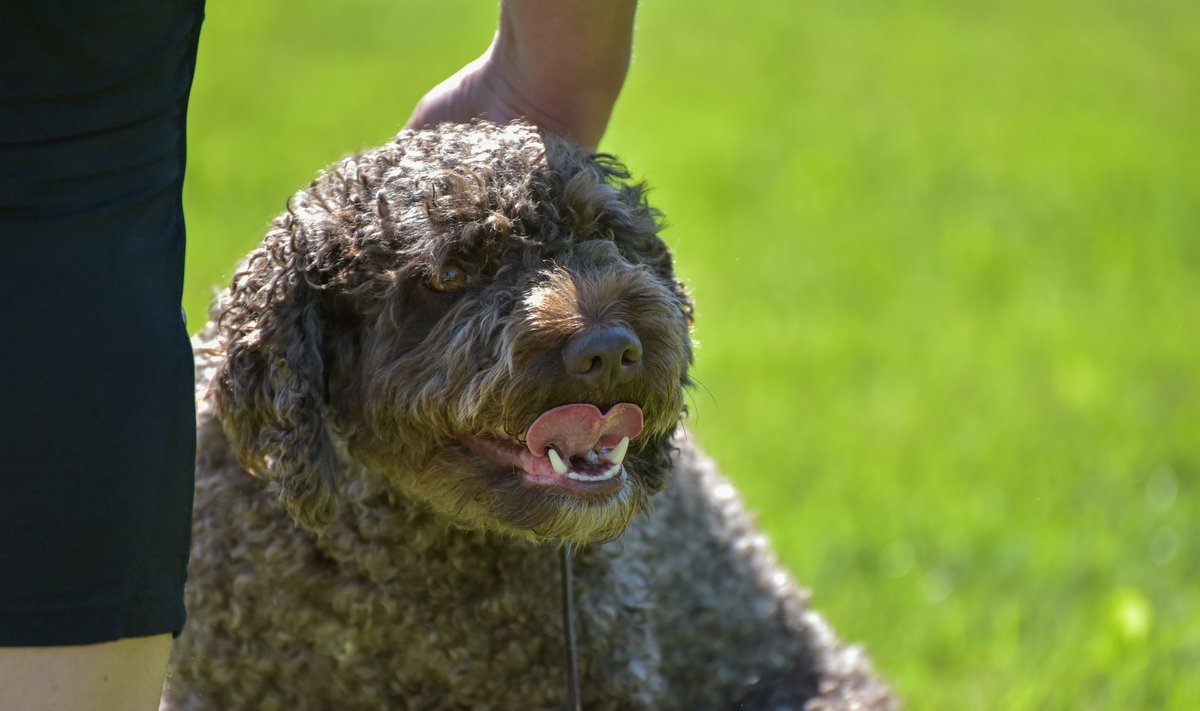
[0,0,205,646]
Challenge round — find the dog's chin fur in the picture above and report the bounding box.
[380,441,667,545]
[414,455,644,545]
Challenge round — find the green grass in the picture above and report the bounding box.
[184,1,1200,707]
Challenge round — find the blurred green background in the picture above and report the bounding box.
[183,1,1199,707]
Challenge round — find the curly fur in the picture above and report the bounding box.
[163,121,897,710]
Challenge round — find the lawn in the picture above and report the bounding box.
[183,1,1199,708]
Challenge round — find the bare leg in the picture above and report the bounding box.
[0,635,171,711]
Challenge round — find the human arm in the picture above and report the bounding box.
[404,0,637,150]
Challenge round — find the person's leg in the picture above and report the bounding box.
[1,5,203,706]
[0,635,172,711]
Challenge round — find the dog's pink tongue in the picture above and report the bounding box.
[526,403,643,457]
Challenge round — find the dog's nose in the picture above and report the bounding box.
[562,325,643,388]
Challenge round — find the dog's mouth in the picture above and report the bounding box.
[457,403,644,499]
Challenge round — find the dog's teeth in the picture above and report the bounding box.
[564,463,623,483]
[609,437,629,466]
[547,448,568,475]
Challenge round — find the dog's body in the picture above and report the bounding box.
[163,122,895,710]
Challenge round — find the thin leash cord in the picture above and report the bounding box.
[560,543,582,711]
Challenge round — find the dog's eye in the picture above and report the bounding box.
[427,262,470,293]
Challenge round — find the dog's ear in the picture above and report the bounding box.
[212,211,341,531]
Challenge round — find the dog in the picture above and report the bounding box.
[162,121,897,710]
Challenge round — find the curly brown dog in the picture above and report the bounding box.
[162,121,897,710]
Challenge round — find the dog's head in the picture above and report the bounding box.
[213,121,693,544]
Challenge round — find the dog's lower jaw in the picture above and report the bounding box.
[459,478,645,546]
[456,432,630,500]
[353,449,647,546]
[522,485,641,545]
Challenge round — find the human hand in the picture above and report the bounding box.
[404,45,535,142]
[404,0,636,151]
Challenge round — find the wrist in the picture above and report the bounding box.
[486,1,633,148]
[480,39,607,148]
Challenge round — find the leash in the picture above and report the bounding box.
[560,543,582,711]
